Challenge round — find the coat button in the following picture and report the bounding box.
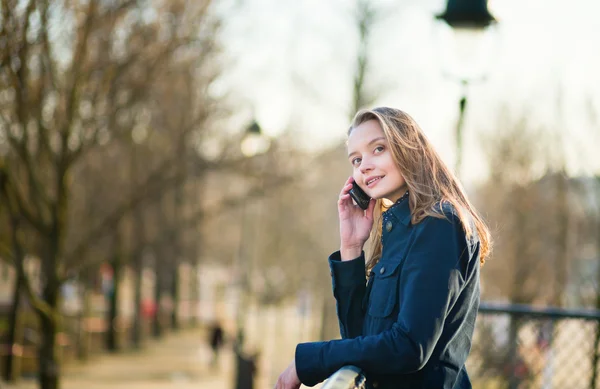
[380,267,385,275]
[385,221,393,232]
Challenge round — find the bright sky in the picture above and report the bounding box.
[214,0,600,185]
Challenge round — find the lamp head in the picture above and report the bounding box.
[241,120,270,157]
[437,0,496,30]
[246,121,262,135]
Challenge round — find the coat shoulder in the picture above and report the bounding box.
[430,200,460,223]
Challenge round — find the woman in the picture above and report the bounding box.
[275,107,491,389]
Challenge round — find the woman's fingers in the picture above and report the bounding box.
[339,177,354,195]
[338,178,355,209]
[339,183,353,197]
[366,198,376,216]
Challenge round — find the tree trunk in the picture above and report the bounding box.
[170,115,185,330]
[189,260,198,327]
[129,139,145,348]
[590,313,600,389]
[76,283,92,360]
[153,197,170,338]
[350,0,377,118]
[38,314,59,389]
[4,206,26,382]
[152,247,163,338]
[553,173,569,307]
[37,284,60,389]
[589,206,600,389]
[506,315,522,389]
[2,274,23,382]
[170,265,179,330]
[189,169,204,327]
[105,234,122,352]
[506,194,529,389]
[130,251,143,348]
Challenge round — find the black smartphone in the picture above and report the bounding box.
[349,181,371,210]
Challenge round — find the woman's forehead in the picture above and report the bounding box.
[348,120,385,148]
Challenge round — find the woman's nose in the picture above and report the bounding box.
[360,159,374,174]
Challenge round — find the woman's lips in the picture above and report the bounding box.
[366,176,383,188]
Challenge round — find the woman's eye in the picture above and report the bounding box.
[374,146,384,154]
[351,158,361,167]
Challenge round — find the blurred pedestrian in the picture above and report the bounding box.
[208,320,224,369]
[274,107,492,389]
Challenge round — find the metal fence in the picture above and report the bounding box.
[470,303,600,389]
[322,303,600,389]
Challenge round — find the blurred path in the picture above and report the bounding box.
[2,328,234,389]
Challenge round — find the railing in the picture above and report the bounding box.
[321,365,367,389]
[321,303,600,389]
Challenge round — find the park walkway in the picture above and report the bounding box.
[2,328,234,389]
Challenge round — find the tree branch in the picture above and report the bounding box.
[0,242,12,263]
[1,3,56,231]
[61,153,181,272]
[0,168,58,323]
[39,0,58,97]
[0,165,50,235]
[61,0,97,143]
[66,172,295,277]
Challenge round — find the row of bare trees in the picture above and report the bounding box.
[471,108,600,388]
[0,0,397,387]
[476,109,600,307]
[0,1,299,389]
[1,0,598,388]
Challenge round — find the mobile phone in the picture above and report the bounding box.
[349,181,371,210]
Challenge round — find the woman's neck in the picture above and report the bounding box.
[387,187,409,204]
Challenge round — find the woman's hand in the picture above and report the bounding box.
[274,360,301,389]
[338,176,376,260]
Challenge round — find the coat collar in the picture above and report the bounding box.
[384,195,411,226]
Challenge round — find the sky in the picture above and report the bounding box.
[212,0,600,185]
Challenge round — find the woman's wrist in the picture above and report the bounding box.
[340,245,363,261]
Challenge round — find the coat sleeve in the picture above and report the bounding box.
[296,215,470,387]
[328,252,367,339]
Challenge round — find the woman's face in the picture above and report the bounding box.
[347,119,407,202]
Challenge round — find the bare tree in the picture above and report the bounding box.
[0,1,223,387]
[0,166,32,382]
[350,0,379,116]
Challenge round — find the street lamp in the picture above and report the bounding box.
[437,0,496,29]
[234,119,271,389]
[241,120,271,158]
[435,0,497,176]
[235,119,271,340]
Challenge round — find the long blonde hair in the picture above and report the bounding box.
[349,107,492,272]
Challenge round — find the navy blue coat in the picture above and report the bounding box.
[295,200,481,389]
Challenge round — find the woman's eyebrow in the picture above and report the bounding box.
[347,137,386,158]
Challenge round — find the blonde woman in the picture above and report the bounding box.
[275,107,491,389]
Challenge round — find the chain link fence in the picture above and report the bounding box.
[322,303,600,389]
[469,303,600,389]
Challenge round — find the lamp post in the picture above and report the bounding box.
[235,119,271,341]
[233,119,271,389]
[436,0,497,176]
